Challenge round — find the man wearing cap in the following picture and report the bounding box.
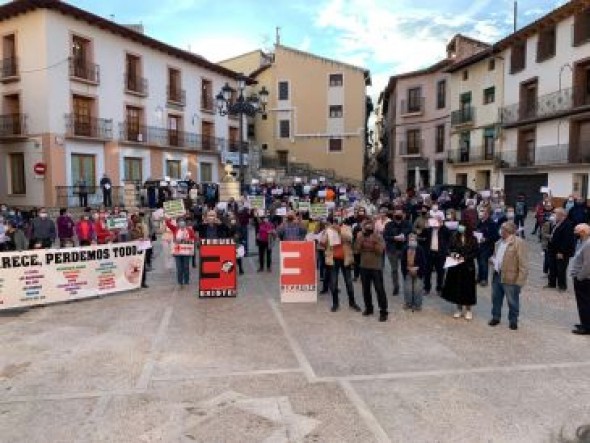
[570,223,590,335]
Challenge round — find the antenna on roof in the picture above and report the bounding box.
[513,1,517,32]
[110,14,115,21]
[275,26,281,46]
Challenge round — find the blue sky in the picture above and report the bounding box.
[4,0,568,95]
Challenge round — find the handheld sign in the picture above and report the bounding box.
[199,239,237,298]
[163,199,186,218]
[280,241,317,303]
[106,216,128,230]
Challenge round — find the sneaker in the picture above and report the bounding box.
[453,310,463,319]
[464,310,473,321]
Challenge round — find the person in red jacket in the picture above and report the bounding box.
[94,211,112,245]
[165,217,197,287]
[75,213,96,246]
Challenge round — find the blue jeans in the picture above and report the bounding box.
[403,275,423,308]
[175,255,191,285]
[477,247,493,283]
[491,273,521,324]
[331,259,355,307]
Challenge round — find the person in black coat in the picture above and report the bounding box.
[421,215,451,295]
[476,208,499,286]
[441,224,479,319]
[546,208,577,292]
[400,233,427,311]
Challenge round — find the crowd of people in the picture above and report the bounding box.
[0,181,589,335]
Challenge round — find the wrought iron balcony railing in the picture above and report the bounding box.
[167,85,186,106]
[125,74,148,96]
[451,106,475,126]
[65,114,112,139]
[119,122,225,151]
[69,58,100,84]
[447,146,495,164]
[497,144,570,168]
[400,98,425,115]
[0,113,26,137]
[398,139,423,156]
[0,57,18,80]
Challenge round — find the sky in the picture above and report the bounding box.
[4,0,569,99]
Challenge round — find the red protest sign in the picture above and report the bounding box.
[199,239,237,298]
[280,241,317,303]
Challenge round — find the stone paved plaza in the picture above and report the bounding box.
[1,223,589,442]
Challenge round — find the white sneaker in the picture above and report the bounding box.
[464,310,473,321]
[453,310,463,319]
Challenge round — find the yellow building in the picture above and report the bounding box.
[220,45,371,184]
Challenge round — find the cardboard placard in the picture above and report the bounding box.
[298,201,311,212]
[163,199,186,218]
[106,216,128,230]
[310,204,329,219]
[171,241,195,256]
[248,195,265,211]
[219,182,240,202]
[199,239,237,298]
[280,241,317,303]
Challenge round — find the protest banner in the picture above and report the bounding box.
[199,239,237,298]
[248,195,265,211]
[106,216,128,230]
[219,182,240,202]
[163,199,186,218]
[280,241,317,303]
[310,203,329,219]
[0,242,145,310]
[297,201,311,212]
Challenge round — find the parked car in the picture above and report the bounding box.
[428,184,477,210]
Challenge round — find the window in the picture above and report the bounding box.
[8,152,25,194]
[200,162,213,182]
[488,58,496,71]
[462,70,469,81]
[247,123,255,138]
[436,80,446,109]
[201,79,213,111]
[125,54,144,94]
[435,124,445,153]
[537,26,556,62]
[520,79,538,119]
[201,120,215,150]
[1,34,17,79]
[329,138,343,152]
[510,41,526,74]
[329,73,343,86]
[279,119,290,138]
[229,127,240,151]
[329,105,343,118]
[407,87,422,113]
[459,132,470,162]
[483,127,495,160]
[123,157,143,182]
[166,159,181,179]
[2,94,21,135]
[278,81,289,100]
[435,160,444,185]
[125,106,143,141]
[406,129,420,154]
[71,35,96,82]
[167,114,182,146]
[167,68,183,104]
[71,154,95,187]
[573,7,590,46]
[72,95,94,136]
[483,86,495,104]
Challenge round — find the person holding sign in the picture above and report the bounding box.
[441,224,479,320]
[166,217,197,288]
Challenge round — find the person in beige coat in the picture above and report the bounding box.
[489,221,528,330]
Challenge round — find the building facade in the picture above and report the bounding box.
[382,35,490,190]
[496,0,590,206]
[0,1,243,208]
[445,49,505,190]
[221,44,371,183]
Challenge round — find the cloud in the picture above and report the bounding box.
[181,34,263,63]
[298,36,312,52]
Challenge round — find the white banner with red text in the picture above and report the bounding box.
[0,242,145,310]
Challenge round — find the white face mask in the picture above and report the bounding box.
[549,215,557,223]
[39,212,48,218]
[506,212,515,219]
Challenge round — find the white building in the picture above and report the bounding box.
[0,0,245,208]
[497,0,590,207]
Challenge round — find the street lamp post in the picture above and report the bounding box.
[215,73,269,191]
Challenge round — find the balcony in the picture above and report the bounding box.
[398,140,423,157]
[447,146,495,164]
[0,113,26,138]
[497,144,571,168]
[400,98,425,116]
[167,85,186,106]
[65,114,112,139]
[125,74,148,96]
[201,94,215,112]
[69,58,100,84]
[0,57,18,82]
[499,86,590,127]
[119,122,224,152]
[451,106,475,127]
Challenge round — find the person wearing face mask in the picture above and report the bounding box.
[75,213,96,246]
[354,220,388,321]
[382,209,412,296]
[30,208,56,249]
[413,206,429,243]
[475,208,499,286]
[514,194,528,239]
[568,195,589,225]
[400,232,427,311]
[423,214,451,296]
[570,223,590,335]
[166,217,197,287]
[277,212,306,241]
[564,194,576,214]
[441,224,479,320]
[197,210,229,240]
[3,220,27,251]
[540,207,555,274]
[256,214,276,272]
[461,201,478,232]
[94,211,112,245]
[545,208,576,292]
[57,208,75,248]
